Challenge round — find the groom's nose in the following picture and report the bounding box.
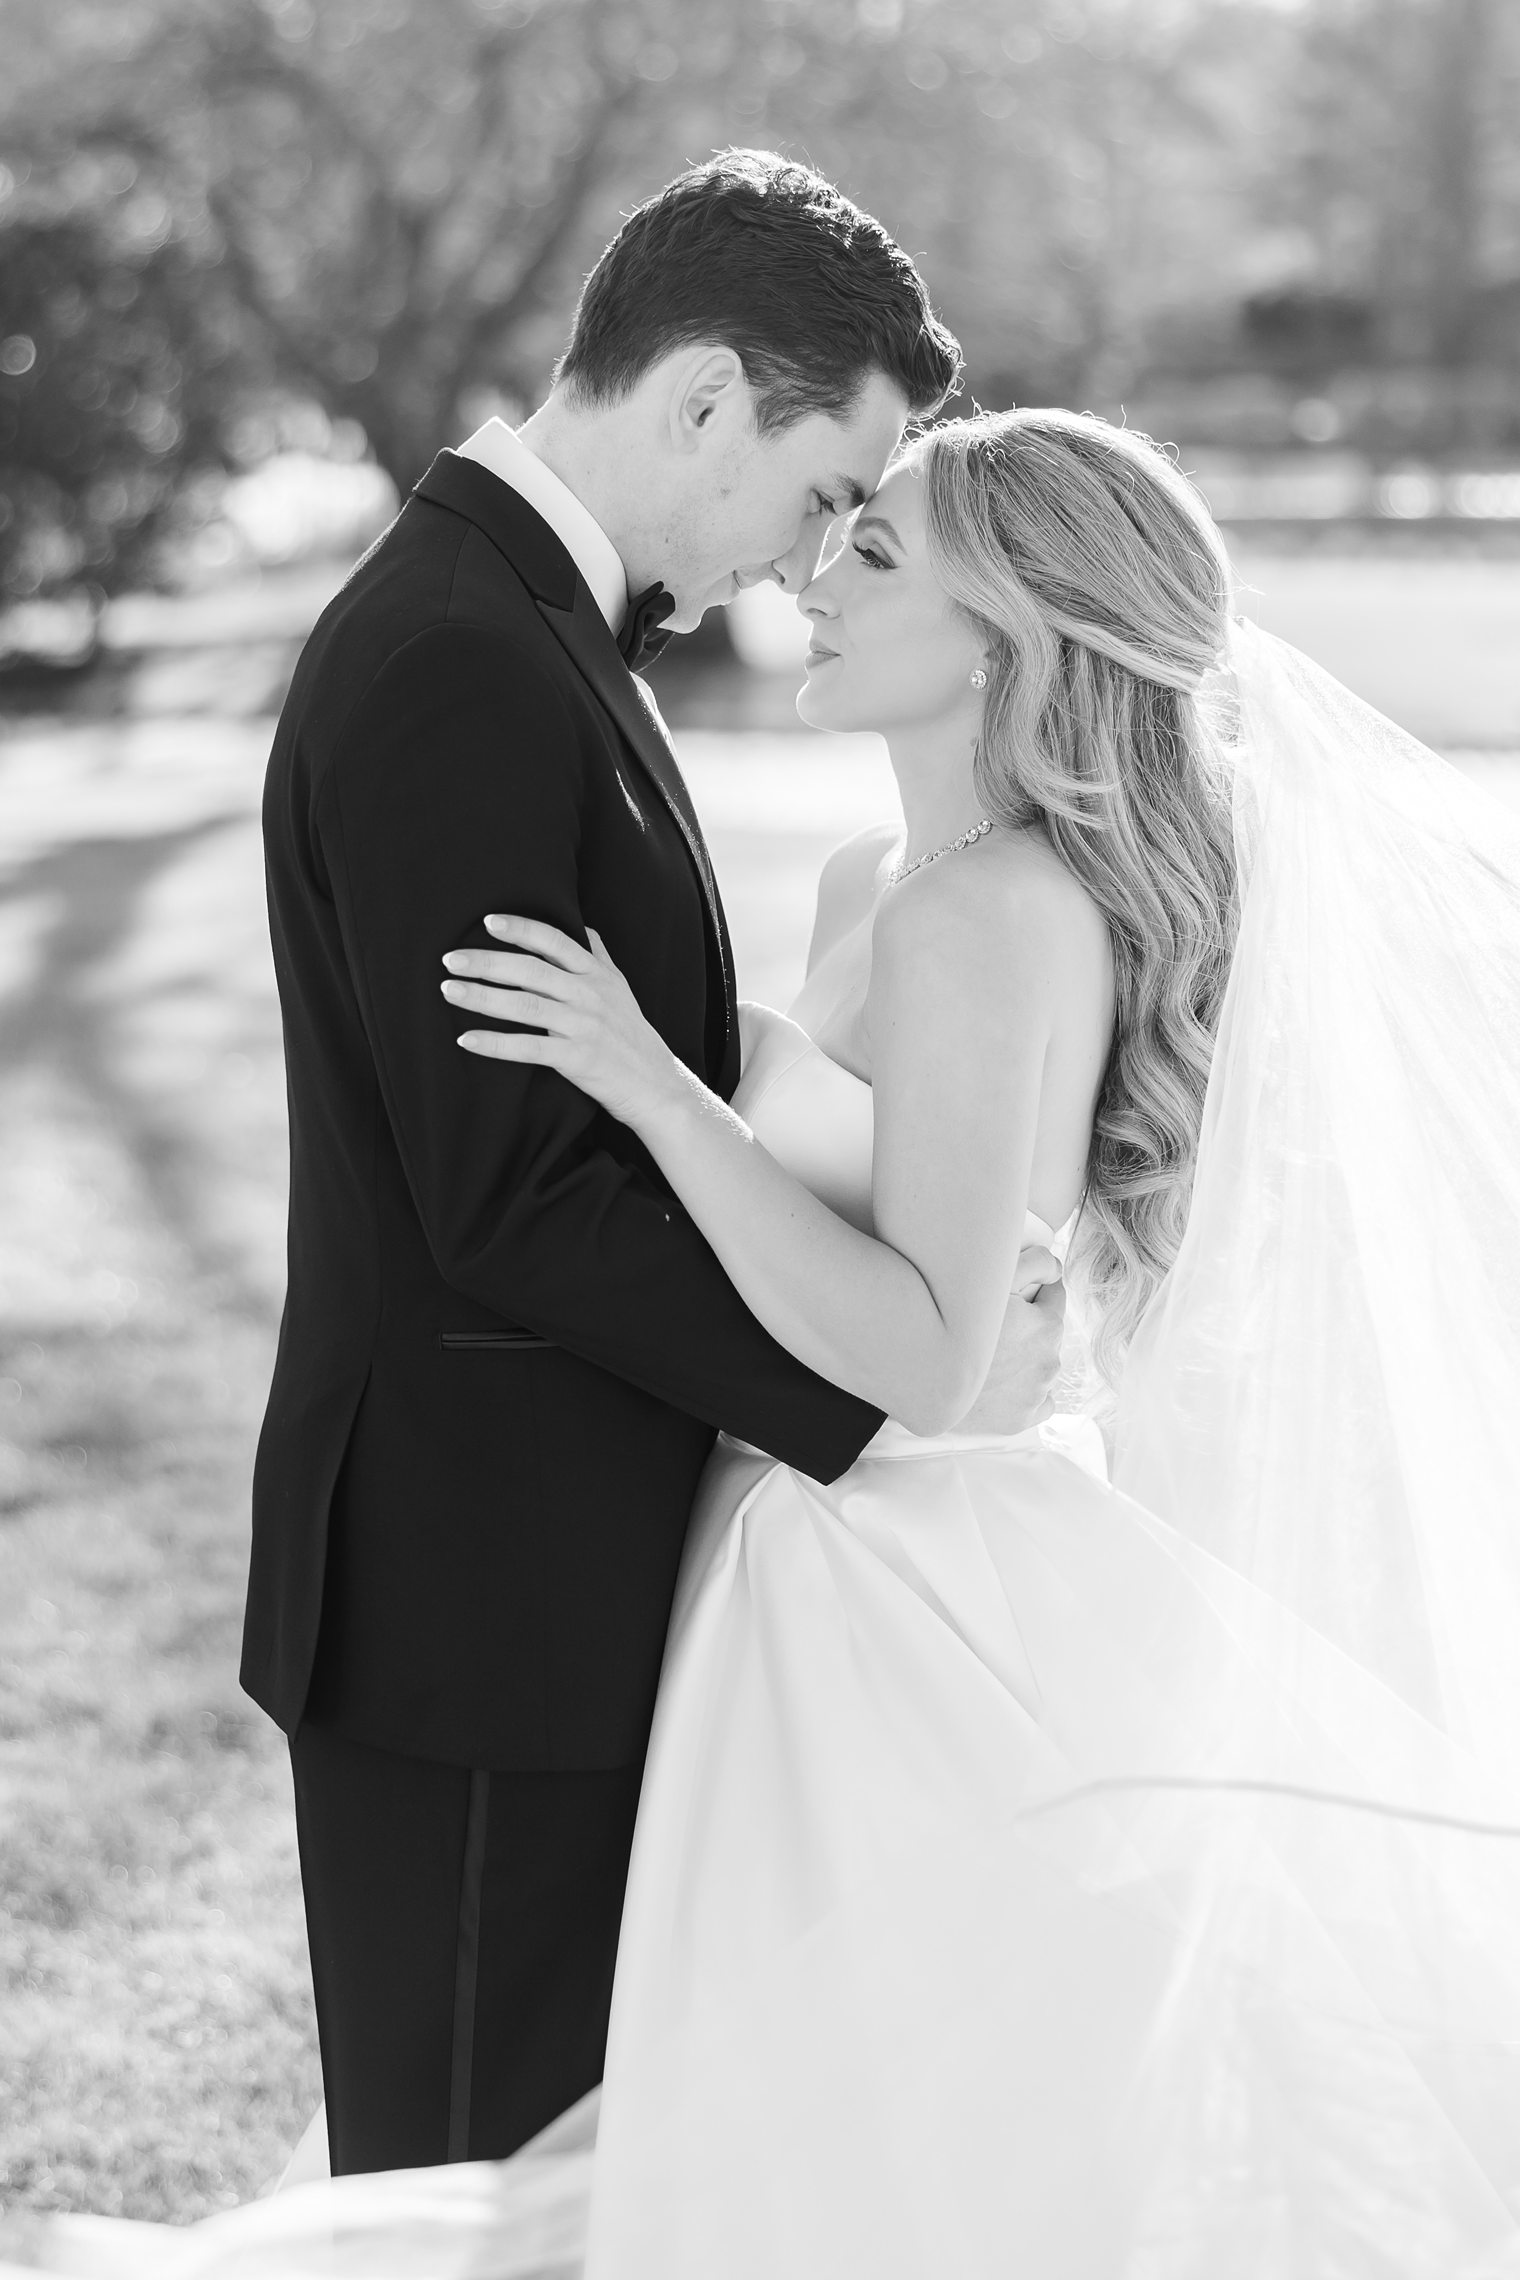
[768,524,828,598]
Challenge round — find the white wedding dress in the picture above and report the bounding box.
[585,1009,1520,2279]
[21,629,1520,2278]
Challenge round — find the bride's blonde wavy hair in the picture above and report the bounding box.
[910,408,1238,1381]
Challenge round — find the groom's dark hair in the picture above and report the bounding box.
[556,150,962,432]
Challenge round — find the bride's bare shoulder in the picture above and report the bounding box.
[806,821,902,976]
[871,826,1111,1005]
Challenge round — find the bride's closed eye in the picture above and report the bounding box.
[852,541,893,571]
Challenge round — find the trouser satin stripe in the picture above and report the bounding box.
[447,1766,491,2161]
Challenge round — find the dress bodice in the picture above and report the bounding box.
[731,1002,1058,1255]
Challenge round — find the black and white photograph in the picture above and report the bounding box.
[1,1,1519,2272]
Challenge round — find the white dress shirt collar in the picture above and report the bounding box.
[455,417,629,636]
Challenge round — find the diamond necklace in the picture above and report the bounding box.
[886,816,994,887]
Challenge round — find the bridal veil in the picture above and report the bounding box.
[1101,619,1520,2260]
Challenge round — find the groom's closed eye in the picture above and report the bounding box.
[812,477,869,522]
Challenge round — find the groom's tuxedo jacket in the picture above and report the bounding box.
[243,452,882,1770]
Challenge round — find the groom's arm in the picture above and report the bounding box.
[315,618,884,1482]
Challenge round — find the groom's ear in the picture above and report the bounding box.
[668,346,748,452]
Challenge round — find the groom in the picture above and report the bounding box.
[243,151,1065,2175]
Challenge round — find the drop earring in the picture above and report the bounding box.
[970,667,988,689]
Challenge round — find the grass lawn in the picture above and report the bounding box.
[0,1285,315,2224]
[0,719,312,2226]
[0,548,1515,2233]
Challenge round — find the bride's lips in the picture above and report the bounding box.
[805,642,840,665]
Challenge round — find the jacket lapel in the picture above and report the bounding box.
[535,583,738,1090]
[631,673,741,1091]
[537,588,721,934]
[411,453,738,1088]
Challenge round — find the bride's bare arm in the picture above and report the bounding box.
[441,856,1082,1435]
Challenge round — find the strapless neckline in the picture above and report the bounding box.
[732,1003,1060,1251]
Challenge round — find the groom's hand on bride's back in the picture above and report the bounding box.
[955,1250,1065,1435]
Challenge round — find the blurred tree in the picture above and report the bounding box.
[6,0,1515,591]
[160,0,710,488]
[1275,0,1519,366]
[1240,287,1375,382]
[2,0,1274,492]
[731,0,1286,409]
[0,190,241,606]
[34,0,896,494]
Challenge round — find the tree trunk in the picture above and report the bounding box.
[1423,0,1485,364]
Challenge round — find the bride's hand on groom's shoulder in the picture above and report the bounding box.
[954,1251,1065,1435]
[441,915,688,1133]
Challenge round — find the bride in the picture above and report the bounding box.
[26,408,1520,2277]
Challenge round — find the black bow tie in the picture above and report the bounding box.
[618,582,675,674]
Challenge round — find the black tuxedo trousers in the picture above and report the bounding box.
[289,1719,642,2167]
[246,453,881,2166]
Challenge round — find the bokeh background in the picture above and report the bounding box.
[2,0,1518,2231]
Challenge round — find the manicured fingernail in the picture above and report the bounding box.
[440,979,463,998]
[485,914,508,932]
[442,952,468,972]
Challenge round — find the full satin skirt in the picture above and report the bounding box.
[22,1419,1520,2279]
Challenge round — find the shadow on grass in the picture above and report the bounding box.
[0,1298,319,2221]
[0,819,277,1325]
[0,800,321,2218]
